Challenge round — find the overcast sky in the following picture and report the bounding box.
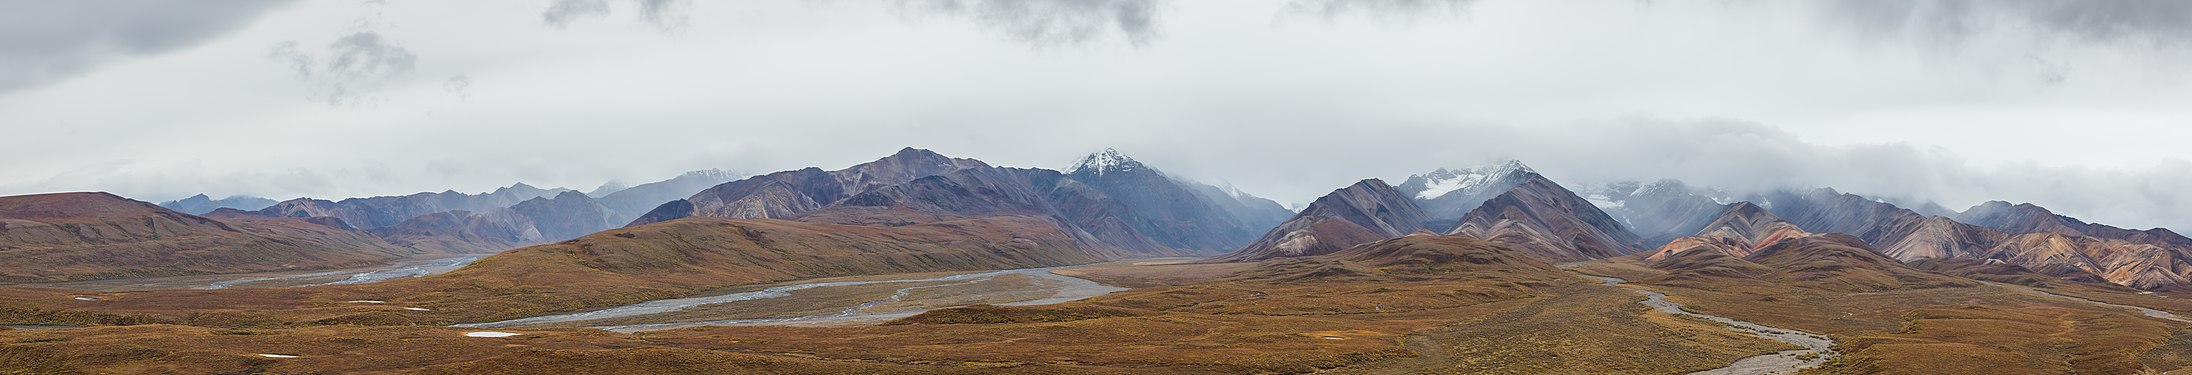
[2,0,2188,230]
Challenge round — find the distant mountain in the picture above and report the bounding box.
[1061,148,1287,251]
[631,148,984,225]
[806,165,1176,255]
[510,191,621,242]
[366,209,545,255]
[1745,189,2192,290]
[1576,180,1728,248]
[586,181,631,197]
[157,194,277,215]
[256,183,572,230]
[1957,201,2192,248]
[0,192,410,282]
[593,169,741,225]
[1396,160,1539,228]
[1212,179,1428,262]
[1447,174,1641,262]
[1183,183,1294,232]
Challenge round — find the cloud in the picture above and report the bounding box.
[542,0,609,28]
[1404,118,2192,233]
[538,0,689,31]
[268,31,417,105]
[894,0,1162,48]
[0,0,296,95]
[443,74,473,100]
[633,0,692,31]
[1278,0,1476,22]
[1816,0,2192,48]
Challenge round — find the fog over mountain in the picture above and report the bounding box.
[2,0,2188,231]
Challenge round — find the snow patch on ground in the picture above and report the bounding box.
[464,331,522,338]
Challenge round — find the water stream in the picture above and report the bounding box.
[1574,272,1839,375]
[455,265,1123,331]
[203,256,482,289]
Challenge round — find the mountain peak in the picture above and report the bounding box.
[1407,159,1538,200]
[1726,201,1768,214]
[1067,148,1147,176]
[894,147,941,158]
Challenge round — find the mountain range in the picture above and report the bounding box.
[13,149,2192,292]
[12,147,2192,373]
[633,147,1291,256]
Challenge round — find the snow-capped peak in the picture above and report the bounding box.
[1067,148,1145,176]
[1409,159,1536,200]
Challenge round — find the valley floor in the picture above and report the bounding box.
[9,250,2192,374]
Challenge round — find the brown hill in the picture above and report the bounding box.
[0,192,410,282]
[1447,175,1640,262]
[1906,258,2114,288]
[1210,179,1426,262]
[1650,233,1970,292]
[1320,234,1564,278]
[1644,202,1810,262]
[366,215,1119,322]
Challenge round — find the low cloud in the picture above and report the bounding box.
[1392,118,2192,233]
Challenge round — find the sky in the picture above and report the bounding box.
[1,0,2188,230]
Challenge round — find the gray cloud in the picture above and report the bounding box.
[542,0,609,28]
[633,0,692,31]
[1279,0,1475,22]
[443,74,473,100]
[539,0,689,31]
[0,0,295,94]
[894,0,1161,48]
[1818,0,2192,48]
[269,31,417,105]
[6,0,2192,236]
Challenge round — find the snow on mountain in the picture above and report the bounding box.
[1406,160,1535,200]
[1067,148,1146,176]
